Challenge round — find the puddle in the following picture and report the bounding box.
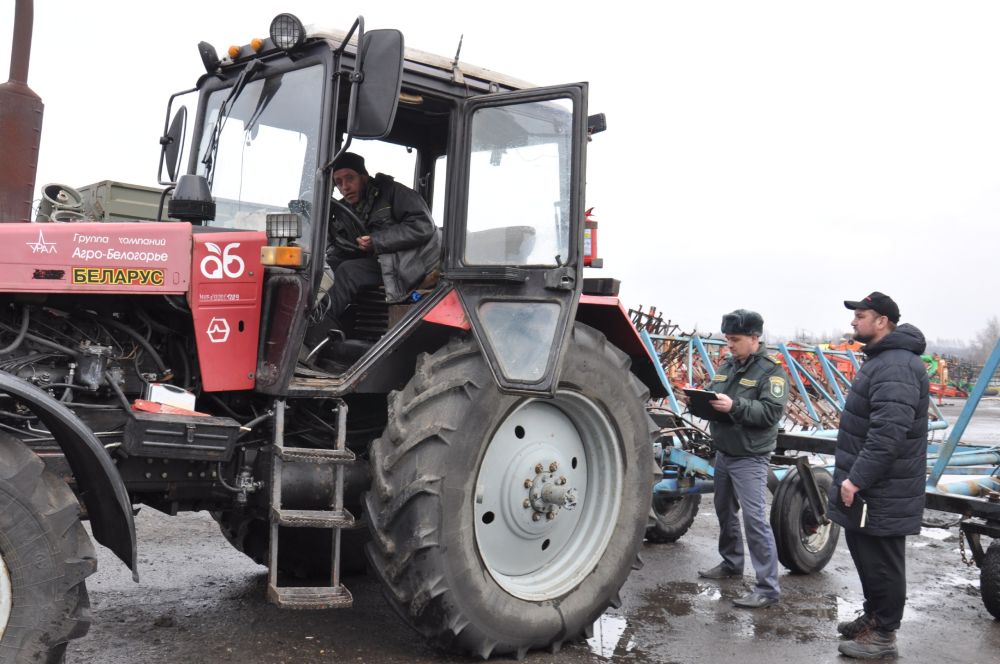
[587,613,636,659]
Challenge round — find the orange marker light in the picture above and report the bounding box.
[260,246,303,268]
[228,45,241,59]
[251,38,264,52]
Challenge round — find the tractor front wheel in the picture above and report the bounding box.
[365,324,656,658]
[0,433,96,663]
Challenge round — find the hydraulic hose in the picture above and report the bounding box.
[0,304,30,354]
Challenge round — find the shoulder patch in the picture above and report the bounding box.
[713,374,727,382]
[769,375,786,398]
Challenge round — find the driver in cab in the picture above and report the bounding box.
[323,152,441,336]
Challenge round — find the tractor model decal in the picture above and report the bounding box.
[71,267,165,286]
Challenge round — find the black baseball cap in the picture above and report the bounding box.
[843,291,900,323]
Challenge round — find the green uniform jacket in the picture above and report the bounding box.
[707,345,789,456]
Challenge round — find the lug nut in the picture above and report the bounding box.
[559,476,567,485]
[522,499,531,508]
[524,479,533,488]
[546,511,556,520]
[535,463,544,474]
[532,512,541,522]
[549,462,558,472]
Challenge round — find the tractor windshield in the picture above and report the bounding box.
[195,64,324,242]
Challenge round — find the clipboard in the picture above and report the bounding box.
[682,388,734,423]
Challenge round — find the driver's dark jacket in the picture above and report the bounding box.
[329,173,440,302]
[707,346,789,457]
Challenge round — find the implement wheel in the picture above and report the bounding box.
[982,540,1000,619]
[769,466,840,574]
[365,325,657,659]
[646,494,701,543]
[0,433,96,663]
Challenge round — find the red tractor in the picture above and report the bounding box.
[0,11,665,661]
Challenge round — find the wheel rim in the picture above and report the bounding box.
[800,502,833,553]
[0,551,11,640]
[474,391,623,601]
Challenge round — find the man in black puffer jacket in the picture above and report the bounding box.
[828,291,929,660]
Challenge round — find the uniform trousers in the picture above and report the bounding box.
[713,451,780,598]
[844,529,907,631]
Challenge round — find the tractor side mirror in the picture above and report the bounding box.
[160,106,188,183]
[349,29,404,139]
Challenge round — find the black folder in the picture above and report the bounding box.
[838,489,868,528]
[682,388,734,423]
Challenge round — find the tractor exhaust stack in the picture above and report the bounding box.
[0,0,44,222]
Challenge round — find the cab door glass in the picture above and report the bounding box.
[464,99,572,266]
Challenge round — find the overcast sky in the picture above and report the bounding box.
[3,1,998,343]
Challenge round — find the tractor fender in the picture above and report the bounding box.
[0,370,137,579]
[575,295,667,399]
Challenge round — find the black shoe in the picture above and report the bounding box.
[732,592,778,609]
[837,629,897,659]
[838,612,875,639]
[698,563,742,579]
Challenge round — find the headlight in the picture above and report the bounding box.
[269,13,305,50]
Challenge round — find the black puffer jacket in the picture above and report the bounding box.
[826,323,929,536]
[330,173,441,302]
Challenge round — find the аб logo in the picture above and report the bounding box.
[206,317,230,343]
[26,230,57,254]
[200,242,245,279]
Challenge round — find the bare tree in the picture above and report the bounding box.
[970,316,1000,363]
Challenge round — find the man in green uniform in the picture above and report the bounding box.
[697,309,788,609]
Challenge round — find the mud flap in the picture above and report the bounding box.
[0,370,137,578]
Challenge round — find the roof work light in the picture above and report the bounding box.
[270,14,306,50]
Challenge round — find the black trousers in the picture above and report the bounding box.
[844,529,907,631]
[329,256,382,325]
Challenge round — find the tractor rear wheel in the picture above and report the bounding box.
[365,324,656,658]
[0,433,95,663]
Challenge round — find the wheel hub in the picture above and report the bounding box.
[526,462,578,518]
[473,393,623,601]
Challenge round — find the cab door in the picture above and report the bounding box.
[443,84,588,396]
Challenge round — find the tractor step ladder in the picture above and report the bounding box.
[267,398,355,609]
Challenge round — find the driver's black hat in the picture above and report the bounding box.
[331,152,369,176]
[843,291,900,323]
[721,309,764,336]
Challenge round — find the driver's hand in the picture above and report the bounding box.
[357,235,373,252]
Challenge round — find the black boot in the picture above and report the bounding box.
[837,612,875,639]
[837,629,897,659]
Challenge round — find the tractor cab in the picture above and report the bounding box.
[159,14,593,397]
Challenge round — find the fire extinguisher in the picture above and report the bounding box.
[583,207,603,268]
